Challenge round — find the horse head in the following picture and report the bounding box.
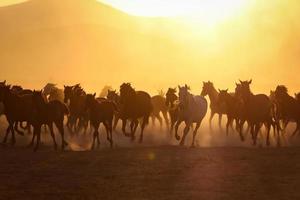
[166,87,177,107]
[201,81,214,96]
[218,89,229,104]
[178,85,190,109]
[120,83,135,103]
[63,85,74,103]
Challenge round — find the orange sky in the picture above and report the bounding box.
[0,0,299,95]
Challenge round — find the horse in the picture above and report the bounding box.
[107,89,121,130]
[175,85,207,147]
[275,86,300,137]
[85,93,116,149]
[64,84,89,134]
[201,81,226,130]
[30,90,69,151]
[0,85,38,146]
[295,92,300,104]
[151,95,169,129]
[43,83,64,103]
[236,80,274,146]
[218,89,245,140]
[119,83,152,143]
[165,88,179,136]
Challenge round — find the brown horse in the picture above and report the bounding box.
[119,83,152,142]
[0,85,38,146]
[218,89,245,140]
[165,88,179,136]
[30,90,69,151]
[64,84,88,134]
[107,90,121,130]
[275,86,300,136]
[236,80,273,146]
[151,95,169,129]
[85,94,116,149]
[201,81,226,130]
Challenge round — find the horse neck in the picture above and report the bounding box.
[207,87,219,103]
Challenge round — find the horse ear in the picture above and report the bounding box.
[248,79,252,84]
[64,85,66,88]
[225,89,228,92]
[93,93,96,97]
[178,85,181,90]
[239,79,242,83]
[235,82,238,86]
[218,89,221,93]
[4,80,6,84]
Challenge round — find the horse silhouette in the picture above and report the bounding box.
[201,81,226,130]
[85,93,116,149]
[151,94,169,130]
[30,90,69,151]
[236,80,273,146]
[0,85,37,146]
[275,85,300,136]
[218,89,245,140]
[43,83,64,103]
[175,85,207,147]
[64,84,89,134]
[165,88,179,136]
[107,89,121,130]
[119,83,152,143]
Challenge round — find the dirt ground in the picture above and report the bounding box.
[0,115,300,200]
[0,145,300,200]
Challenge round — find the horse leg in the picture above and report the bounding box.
[48,123,57,151]
[91,122,99,150]
[191,121,202,147]
[218,114,222,130]
[108,120,113,148]
[226,116,232,136]
[33,124,42,152]
[27,129,36,148]
[265,121,271,146]
[103,121,112,147]
[174,119,183,141]
[180,121,191,146]
[151,115,155,126]
[54,120,68,150]
[209,112,215,131]
[157,114,163,130]
[162,111,170,130]
[122,119,129,137]
[113,115,119,131]
[14,122,24,136]
[2,124,12,144]
[139,116,148,143]
[10,122,16,146]
[291,122,300,137]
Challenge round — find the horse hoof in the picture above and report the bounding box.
[175,135,181,141]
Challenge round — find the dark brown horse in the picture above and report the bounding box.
[85,94,116,149]
[119,83,152,142]
[236,80,273,146]
[64,84,88,134]
[165,88,179,136]
[30,90,69,151]
[201,81,226,130]
[107,89,121,130]
[0,85,37,146]
[275,86,300,136]
[151,95,169,129]
[218,89,245,140]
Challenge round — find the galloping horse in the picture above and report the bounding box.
[64,84,88,134]
[85,94,116,149]
[107,90,121,130]
[236,80,273,146]
[119,83,152,143]
[165,88,179,136]
[275,86,300,136]
[30,90,69,151]
[151,95,169,129]
[175,85,207,147]
[201,81,226,130]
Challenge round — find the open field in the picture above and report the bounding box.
[1,145,300,200]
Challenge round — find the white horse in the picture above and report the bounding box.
[175,85,208,147]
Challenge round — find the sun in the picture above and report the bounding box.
[100,0,250,26]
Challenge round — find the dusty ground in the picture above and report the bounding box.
[0,145,300,200]
[0,115,300,200]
